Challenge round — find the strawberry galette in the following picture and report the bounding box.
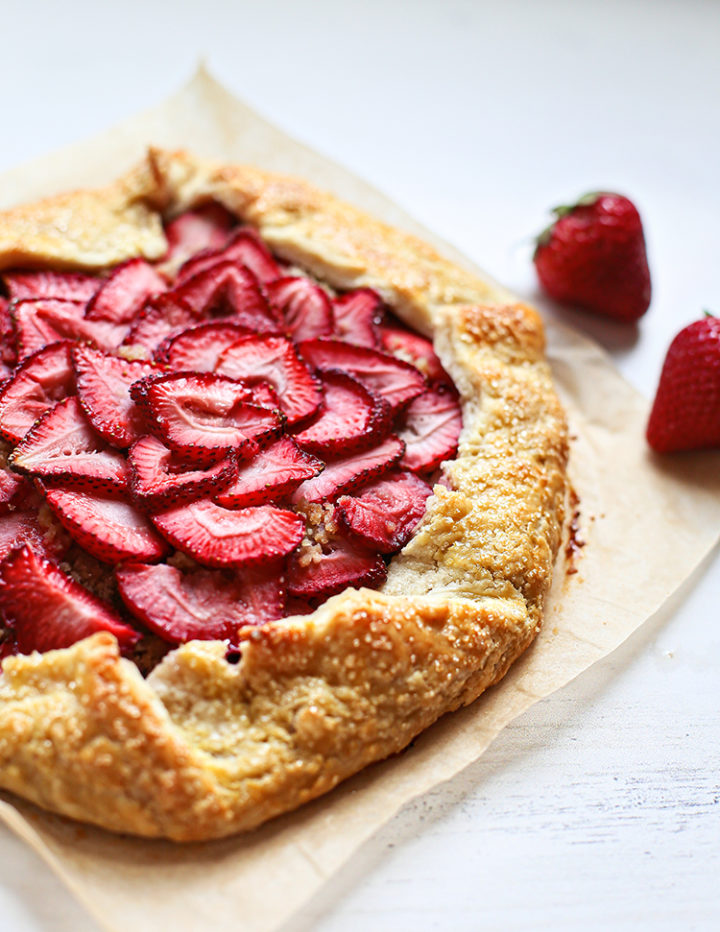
[0,150,568,840]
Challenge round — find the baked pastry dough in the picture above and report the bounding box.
[0,150,568,840]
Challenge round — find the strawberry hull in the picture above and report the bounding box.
[534,192,652,322]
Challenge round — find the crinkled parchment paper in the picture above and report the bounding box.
[1,68,718,932]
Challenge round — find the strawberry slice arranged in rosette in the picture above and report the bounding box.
[2,270,100,303]
[85,258,166,324]
[42,487,170,564]
[288,530,387,601]
[176,228,282,285]
[124,293,202,354]
[10,397,129,493]
[161,204,237,271]
[72,345,161,449]
[266,277,334,342]
[0,544,139,654]
[156,321,253,371]
[336,471,433,553]
[396,384,463,473]
[12,298,128,362]
[129,434,239,509]
[0,510,61,562]
[0,469,30,514]
[291,436,405,504]
[298,338,426,414]
[139,371,283,465]
[216,334,322,426]
[0,341,75,443]
[116,561,285,645]
[171,262,280,332]
[332,288,384,348]
[152,500,305,568]
[292,370,391,456]
[0,205,462,664]
[214,437,323,509]
[379,322,452,384]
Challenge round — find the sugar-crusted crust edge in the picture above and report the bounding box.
[0,150,568,841]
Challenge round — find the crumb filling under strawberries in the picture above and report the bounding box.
[0,203,463,672]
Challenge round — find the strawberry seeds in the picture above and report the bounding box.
[0,206,462,663]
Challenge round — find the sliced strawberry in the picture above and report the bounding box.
[0,544,139,654]
[332,288,383,347]
[0,468,30,513]
[152,500,304,567]
[380,324,450,384]
[124,293,199,354]
[293,370,390,456]
[72,345,160,449]
[241,379,280,410]
[214,437,323,508]
[162,204,236,271]
[397,385,463,472]
[177,228,282,285]
[85,258,166,323]
[287,531,386,600]
[0,342,75,443]
[291,435,404,504]
[2,270,99,303]
[171,261,279,333]
[0,297,15,367]
[141,372,283,465]
[11,298,82,360]
[216,334,321,425]
[0,511,51,561]
[129,435,238,509]
[266,277,334,342]
[12,298,128,361]
[337,471,432,553]
[10,396,128,492]
[43,487,170,564]
[156,321,253,370]
[298,339,425,413]
[116,561,285,645]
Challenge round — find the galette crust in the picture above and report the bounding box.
[0,150,568,840]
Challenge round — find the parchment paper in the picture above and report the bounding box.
[1,67,719,932]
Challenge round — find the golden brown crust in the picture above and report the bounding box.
[0,162,166,271]
[0,150,568,840]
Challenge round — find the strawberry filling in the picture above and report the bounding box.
[0,208,463,664]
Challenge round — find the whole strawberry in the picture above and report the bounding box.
[534,192,651,321]
[646,313,720,452]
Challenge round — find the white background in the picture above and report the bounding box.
[0,0,719,929]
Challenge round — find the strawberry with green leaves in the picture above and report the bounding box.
[534,192,651,322]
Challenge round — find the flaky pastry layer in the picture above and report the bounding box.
[0,150,568,840]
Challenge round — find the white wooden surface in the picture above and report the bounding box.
[0,1,718,929]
